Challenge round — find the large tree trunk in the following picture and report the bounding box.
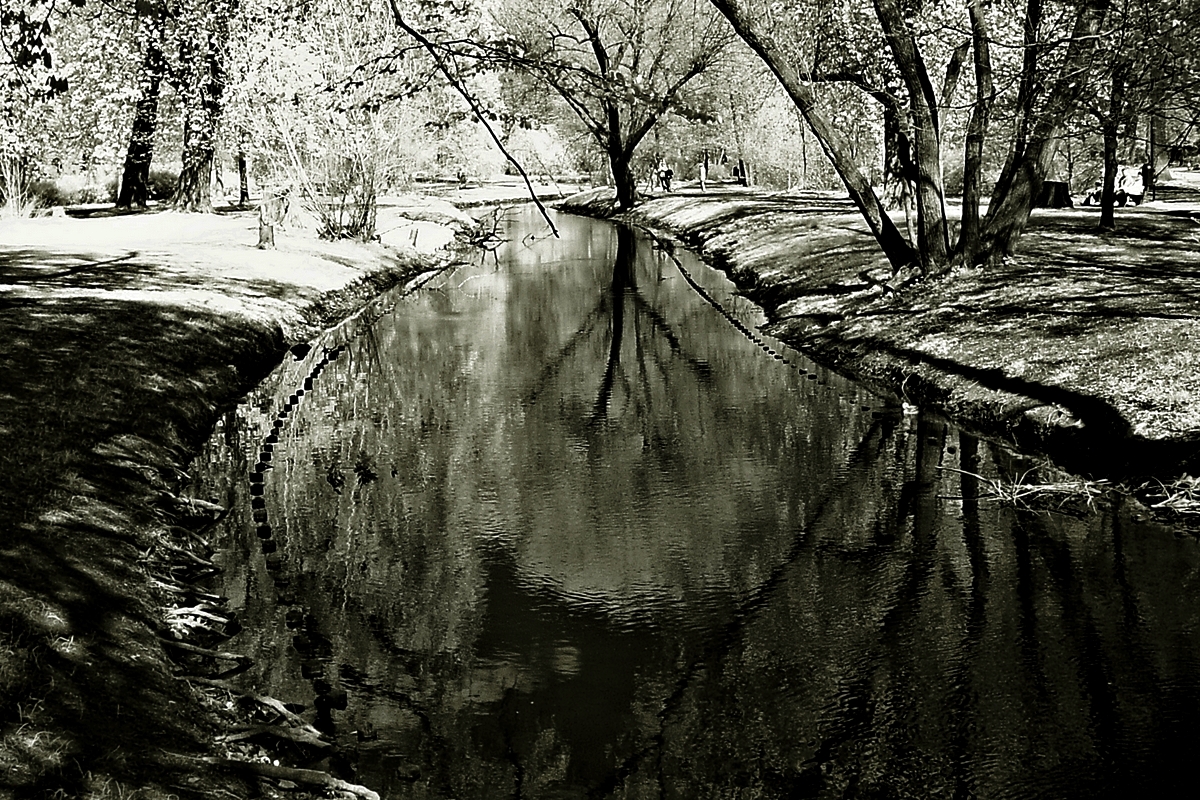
[710,0,917,272]
[116,7,166,209]
[175,96,218,212]
[873,0,950,271]
[881,104,909,209]
[990,0,1044,204]
[1099,120,1121,230]
[611,155,637,210]
[176,146,215,212]
[882,106,916,243]
[1148,113,1167,198]
[980,0,1111,262]
[958,0,994,266]
[173,0,234,212]
[601,99,639,210]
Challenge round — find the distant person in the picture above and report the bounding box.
[698,161,708,192]
[657,159,669,191]
[1083,181,1103,206]
[1141,162,1156,201]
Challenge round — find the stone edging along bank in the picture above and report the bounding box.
[558,189,1200,482]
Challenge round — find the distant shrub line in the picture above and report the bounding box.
[27,170,179,208]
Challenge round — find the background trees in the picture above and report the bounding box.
[227,0,412,237]
[393,0,735,210]
[709,0,1123,273]
[3,0,136,213]
[5,0,1200,269]
[1076,0,1200,229]
[495,0,731,209]
[117,0,168,208]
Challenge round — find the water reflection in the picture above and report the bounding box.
[194,210,1200,799]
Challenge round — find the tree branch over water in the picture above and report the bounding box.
[387,0,559,238]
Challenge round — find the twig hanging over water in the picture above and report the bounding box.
[388,2,559,238]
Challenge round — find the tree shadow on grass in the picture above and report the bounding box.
[919,242,1200,343]
[0,250,154,292]
[0,295,285,798]
[677,195,862,235]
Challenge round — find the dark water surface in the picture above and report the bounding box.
[195,210,1200,799]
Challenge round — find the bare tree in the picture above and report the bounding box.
[710,0,1114,274]
[394,0,734,211]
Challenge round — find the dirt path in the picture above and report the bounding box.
[564,177,1200,480]
[0,207,460,798]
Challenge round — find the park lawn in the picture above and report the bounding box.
[1,175,1198,795]
[0,204,461,799]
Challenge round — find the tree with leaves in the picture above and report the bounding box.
[172,0,236,210]
[1078,0,1200,229]
[2,0,76,210]
[1,0,79,99]
[4,0,144,212]
[116,0,168,208]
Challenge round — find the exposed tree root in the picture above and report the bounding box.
[203,757,380,800]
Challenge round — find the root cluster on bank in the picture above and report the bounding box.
[150,490,376,798]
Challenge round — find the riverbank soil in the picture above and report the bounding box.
[0,203,470,797]
[563,171,1200,484]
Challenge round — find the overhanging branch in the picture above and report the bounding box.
[388,0,559,237]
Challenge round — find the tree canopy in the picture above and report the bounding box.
[4,0,1199,265]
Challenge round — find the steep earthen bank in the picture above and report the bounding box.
[560,186,1200,481]
[0,209,460,798]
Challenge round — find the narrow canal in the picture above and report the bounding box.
[194,209,1200,799]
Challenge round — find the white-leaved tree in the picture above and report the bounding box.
[392,0,735,211]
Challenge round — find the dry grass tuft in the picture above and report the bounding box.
[1137,474,1200,518]
[941,464,1112,510]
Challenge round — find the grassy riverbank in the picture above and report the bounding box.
[2,174,1196,794]
[561,176,1200,485]
[0,201,474,797]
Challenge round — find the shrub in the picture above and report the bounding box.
[1,154,36,217]
[28,179,71,208]
[33,176,118,207]
[148,170,178,201]
[105,169,180,205]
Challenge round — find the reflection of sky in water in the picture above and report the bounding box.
[196,207,1200,800]
[384,211,879,626]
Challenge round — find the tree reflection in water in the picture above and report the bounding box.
[194,210,1200,800]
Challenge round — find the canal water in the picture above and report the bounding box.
[194,209,1200,799]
